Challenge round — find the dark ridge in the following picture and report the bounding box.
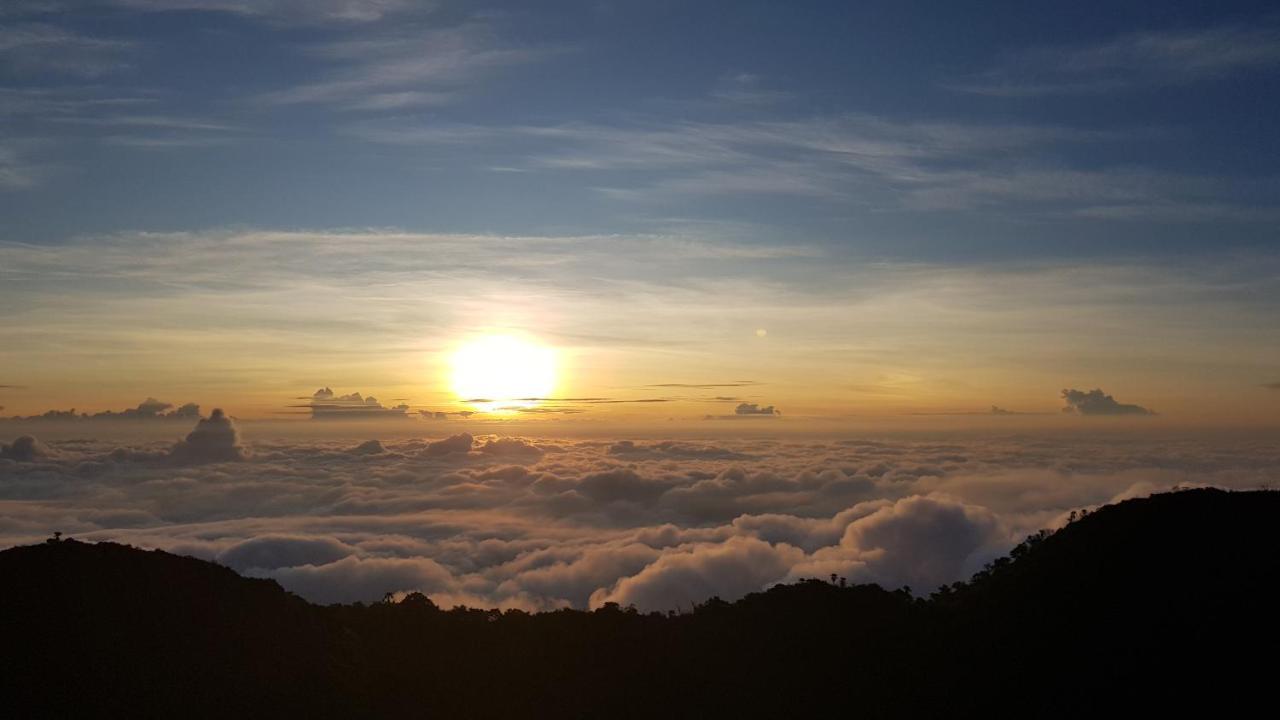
[2,488,1277,719]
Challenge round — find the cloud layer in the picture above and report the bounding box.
[3,418,1275,611]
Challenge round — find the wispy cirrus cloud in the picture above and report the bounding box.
[0,87,157,118]
[1,87,244,150]
[52,113,245,149]
[52,114,240,132]
[98,134,236,148]
[0,2,72,17]
[709,73,792,106]
[108,0,425,24]
[345,113,1271,221]
[0,140,53,190]
[0,22,133,77]
[351,114,1115,168]
[950,22,1280,96]
[260,23,553,109]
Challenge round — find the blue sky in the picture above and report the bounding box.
[1,0,1279,421]
[3,0,1278,257]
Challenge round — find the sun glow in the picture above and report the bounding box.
[450,334,557,412]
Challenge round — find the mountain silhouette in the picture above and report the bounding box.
[2,488,1276,718]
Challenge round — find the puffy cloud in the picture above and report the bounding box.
[496,543,661,608]
[258,555,456,606]
[789,496,1005,591]
[166,409,248,464]
[608,440,750,461]
[477,437,544,460]
[590,537,805,611]
[661,466,804,522]
[167,403,202,419]
[131,398,169,416]
[576,468,674,504]
[217,534,355,572]
[424,433,473,457]
[348,439,388,455]
[731,502,887,553]
[1061,388,1154,416]
[0,435,55,461]
[630,524,734,549]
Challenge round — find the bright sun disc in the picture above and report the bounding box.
[451,335,556,411]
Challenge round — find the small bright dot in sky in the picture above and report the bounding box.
[756,329,768,337]
[450,334,556,412]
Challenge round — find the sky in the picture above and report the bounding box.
[2,1,1280,611]
[2,0,1279,423]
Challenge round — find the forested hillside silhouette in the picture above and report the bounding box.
[2,488,1277,719]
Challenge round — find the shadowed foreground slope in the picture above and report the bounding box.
[2,489,1277,718]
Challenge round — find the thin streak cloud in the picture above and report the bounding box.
[950,22,1280,96]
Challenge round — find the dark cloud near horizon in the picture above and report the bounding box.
[299,388,409,420]
[507,406,585,415]
[699,401,781,419]
[1060,388,1153,416]
[732,403,780,417]
[1263,382,1280,390]
[419,410,475,420]
[2,398,201,422]
[736,403,778,415]
[910,406,1052,416]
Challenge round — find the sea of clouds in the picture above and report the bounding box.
[2,414,1277,611]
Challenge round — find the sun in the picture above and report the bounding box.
[450,334,557,411]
